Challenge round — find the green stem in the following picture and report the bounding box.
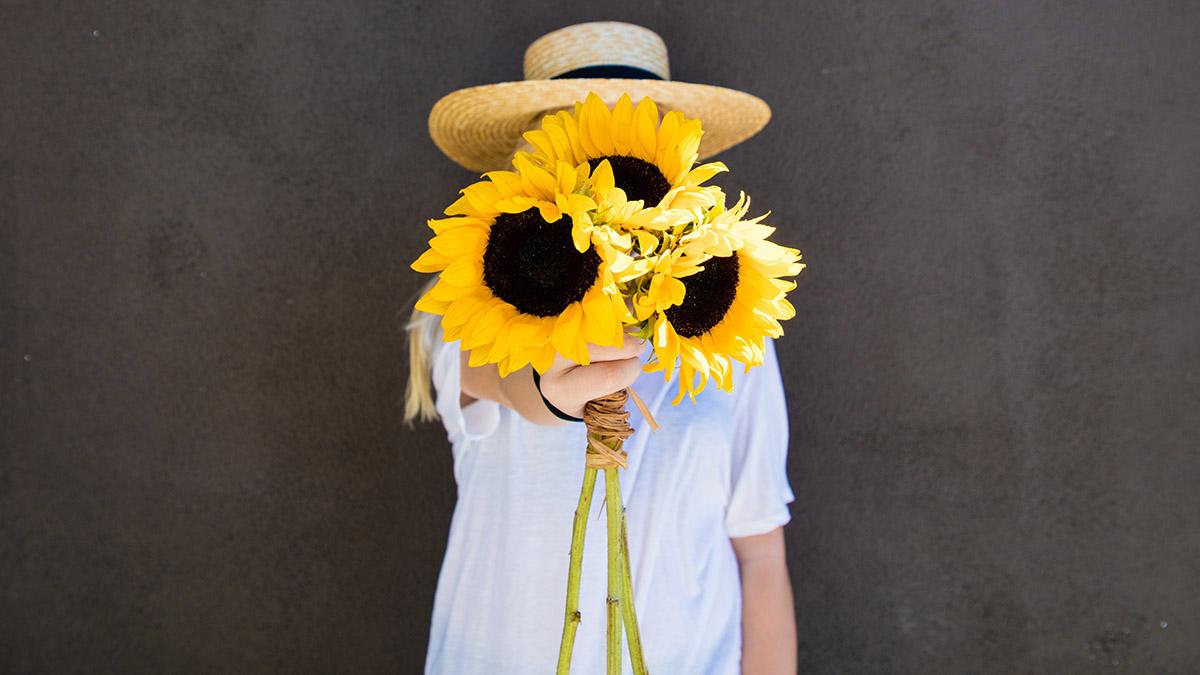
[605,467,623,675]
[618,501,648,674]
[556,466,598,675]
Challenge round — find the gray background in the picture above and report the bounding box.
[3,1,1198,672]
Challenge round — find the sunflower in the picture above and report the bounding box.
[413,93,804,396]
[639,194,805,403]
[521,93,728,223]
[412,158,633,376]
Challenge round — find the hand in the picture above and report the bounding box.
[536,335,646,419]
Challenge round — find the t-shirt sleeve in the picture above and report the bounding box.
[724,338,795,538]
[430,328,501,445]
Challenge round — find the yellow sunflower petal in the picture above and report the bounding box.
[543,119,575,164]
[444,193,476,217]
[442,293,484,329]
[633,295,656,322]
[655,111,681,161]
[428,226,487,258]
[529,342,556,374]
[675,119,703,169]
[555,160,578,194]
[631,96,659,162]
[574,106,600,158]
[522,130,558,161]
[414,292,448,315]
[440,256,481,287]
[483,171,523,198]
[610,93,634,155]
[569,214,593,253]
[411,247,450,273]
[551,302,586,365]
[428,278,469,302]
[556,111,589,163]
[536,200,562,223]
[495,195,540,214]
[684,162,728,186]
[461,301,512,350]
[583,92,615,156]
[672,363,694,405]
[427,216,485,234]
[463,181,504,215]
[581,285,618,346]
[590,159,615,195]
[514,153,558,199]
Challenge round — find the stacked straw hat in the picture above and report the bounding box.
[428,21,772,173]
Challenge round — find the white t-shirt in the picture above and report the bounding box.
[423,328,793,675]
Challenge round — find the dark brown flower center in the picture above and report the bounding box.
[482,209,600,317]
[665,254,740,337]
[589,155,671,206]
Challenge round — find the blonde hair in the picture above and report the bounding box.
[404,278,439,424]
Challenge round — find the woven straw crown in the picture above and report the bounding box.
[523,22,670,81]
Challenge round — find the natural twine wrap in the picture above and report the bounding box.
[584,389,660,470]
[584,391,633,470]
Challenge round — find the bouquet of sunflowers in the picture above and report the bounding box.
[412,92,804,674]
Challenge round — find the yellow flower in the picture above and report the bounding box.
[641,194,805,403]
[521,92,728,218]
[626,247,705,321]
[412,169,632,375]
[412,94,805,397]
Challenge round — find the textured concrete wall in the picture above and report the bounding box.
[3,1,1198,672]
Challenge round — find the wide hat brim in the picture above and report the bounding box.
[428,79,771,174]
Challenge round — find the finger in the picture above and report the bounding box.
[542,334,646,377]
[554,357,643,407]
[584,336,647,363]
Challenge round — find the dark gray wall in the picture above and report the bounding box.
[3,1,1197,672]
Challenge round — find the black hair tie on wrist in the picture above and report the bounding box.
[531,370,584,423]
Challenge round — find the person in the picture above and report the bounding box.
[408,21,797,675]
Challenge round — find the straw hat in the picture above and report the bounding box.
[428,21,772,173]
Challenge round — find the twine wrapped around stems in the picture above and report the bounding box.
[584,391,633,470]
